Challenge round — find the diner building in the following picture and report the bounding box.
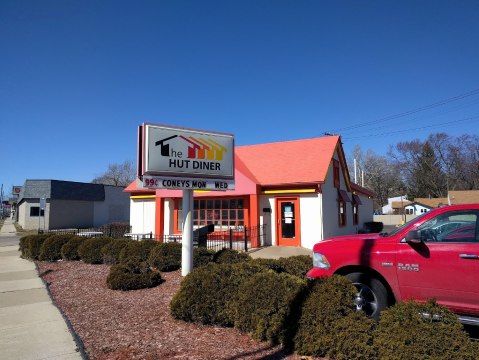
[124,135,374,249]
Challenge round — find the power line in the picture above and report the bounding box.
[340,98,479,136]
[321,87,479,135]
[342,115,479,140]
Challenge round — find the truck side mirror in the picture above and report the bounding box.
[405,230,423,244]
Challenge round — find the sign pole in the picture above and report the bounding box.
[181,189,194,276]
[39,198,46,232]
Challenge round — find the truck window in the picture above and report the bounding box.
[417,210,478,243]
[387,212,428,237]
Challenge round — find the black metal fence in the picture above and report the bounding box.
[41,224,267,252]
[41,224,132,239]
[127,224,267,252]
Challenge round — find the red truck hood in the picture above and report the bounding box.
[313,233,384,252]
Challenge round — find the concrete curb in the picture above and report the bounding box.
[35,262,90,360]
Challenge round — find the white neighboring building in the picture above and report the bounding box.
[382,195,408,214]
[17,180,130,230]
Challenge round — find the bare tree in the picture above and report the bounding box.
[389,138,448,198]
[92,160,136,186]
[347,145,402,209]
[455,134,479,190]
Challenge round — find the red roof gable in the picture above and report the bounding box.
[123,135,376,197]
[235,136,341,185]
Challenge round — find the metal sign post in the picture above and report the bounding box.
[181,189,194,276]
[138,123,235,276]
[40,198,46,232]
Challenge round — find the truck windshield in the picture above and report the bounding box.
[382,212,428,237]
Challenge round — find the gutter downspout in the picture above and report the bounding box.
[318,185,324,242]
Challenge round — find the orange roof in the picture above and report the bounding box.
[412,198,449,208]
[391,201,412,208]
[124,135,375,197]
[235,136,341,186]
[448,190,479,205]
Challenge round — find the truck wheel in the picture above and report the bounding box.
[345,272,388,321]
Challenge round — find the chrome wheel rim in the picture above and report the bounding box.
[352,282,378,318]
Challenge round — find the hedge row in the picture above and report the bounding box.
[23,234,313,295]
[23,234,311,276]
[171,265,478,359]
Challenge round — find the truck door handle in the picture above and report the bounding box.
[459,254,478,259]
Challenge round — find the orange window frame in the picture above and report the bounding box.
[173,196,249,234]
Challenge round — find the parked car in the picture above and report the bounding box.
[307,204,479,324]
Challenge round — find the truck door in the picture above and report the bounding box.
[396,209,479,314]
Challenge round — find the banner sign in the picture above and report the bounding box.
[142,124,235,180]
[142,176,235,191]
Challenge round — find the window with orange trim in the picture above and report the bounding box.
[338,199,346,227]
[333,159,340,188]
[174,197,246,233]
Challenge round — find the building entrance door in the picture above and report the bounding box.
[275,197,301,247]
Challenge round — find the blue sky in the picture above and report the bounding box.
[1,1,479,193]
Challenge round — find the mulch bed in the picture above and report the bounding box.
[38,261,315,360]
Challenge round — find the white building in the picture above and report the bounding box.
[124,136,374,249]
[16,180,130,230]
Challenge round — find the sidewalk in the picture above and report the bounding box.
[0,219,83,360]
[249,245,312,259]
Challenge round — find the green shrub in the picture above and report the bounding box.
[170,261,267,327]
[278,255,313,278]
[19,235,32,258]
[193,247,215,268]
[250,258,286,273]
[292,275,376,359]
[119,239,159,264]
[77,237,113,264]
[38,234,76,261]
[150,242,181,271]
[374,298,478,359]
[234,271,307,345]
[106,259,162,291]
[213,248,251,264]
[61,236,86,261]
[101,238,132,265]
[27,234,53,260]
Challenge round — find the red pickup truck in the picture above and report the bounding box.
[307,204,479,323]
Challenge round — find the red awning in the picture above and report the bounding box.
[338,189,351,202]
[353,194,362,205]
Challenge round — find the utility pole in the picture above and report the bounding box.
[0,184,4,218]
[354,159,357,184]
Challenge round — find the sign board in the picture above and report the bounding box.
[143,176,235,191]
[142,124,235,180]
[39,198,46,211]
[12,186,22,195]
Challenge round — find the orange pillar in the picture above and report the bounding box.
[249,194,260,248]
[155,197,164,241]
